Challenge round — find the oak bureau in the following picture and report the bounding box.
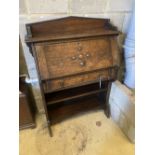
[25,17,120,136]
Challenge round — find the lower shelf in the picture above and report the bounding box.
[47,94,106,124]
[45,82,108,105]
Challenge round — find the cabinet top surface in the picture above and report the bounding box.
[25,16,119,43]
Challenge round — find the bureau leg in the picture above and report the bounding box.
[104,82,112,118]
[98,91,104,106]
[47,121,53,137]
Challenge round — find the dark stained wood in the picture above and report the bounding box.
[19,76,36,130]
[47,89,106,105]
[19,94,35,129]
[35,38,112,80]
[42,67,116,93]
[31,44,53,136]
[104,82,112,118]
[110,36,120,66]
[25,16,120,136]
[48,95,102,125]
[35,46,50,80]
[45,83,107,105]
[25,17,118,43]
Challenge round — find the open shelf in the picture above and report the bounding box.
[47,94,104,124]
[45,82,108,105]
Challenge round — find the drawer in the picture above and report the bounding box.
[35,38,113,80]
[43,68,116,93]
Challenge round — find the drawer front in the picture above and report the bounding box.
[35,38,113,80]
[43,68,116,93]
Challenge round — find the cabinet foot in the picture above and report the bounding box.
[104,104,111,118]
[47,121,53,137]
[104,82,112,118]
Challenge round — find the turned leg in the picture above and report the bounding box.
[47,120,53,137]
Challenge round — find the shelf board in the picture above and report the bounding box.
[45,83,107,105]
[48,89,106,105]
[47,95,103,124]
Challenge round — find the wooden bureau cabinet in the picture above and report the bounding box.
[25,17,119,136]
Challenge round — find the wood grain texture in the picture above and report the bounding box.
[48,95,102,125]
[35,46,50,80]
[25,17,120,136]
[35,38,112,80]
[45,83,108,105]
[110,37,120,66]
[32,44,53,136]
[43,68,116,93]
[25,17,118,43]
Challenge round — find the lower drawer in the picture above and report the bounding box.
[43,68,117,93]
